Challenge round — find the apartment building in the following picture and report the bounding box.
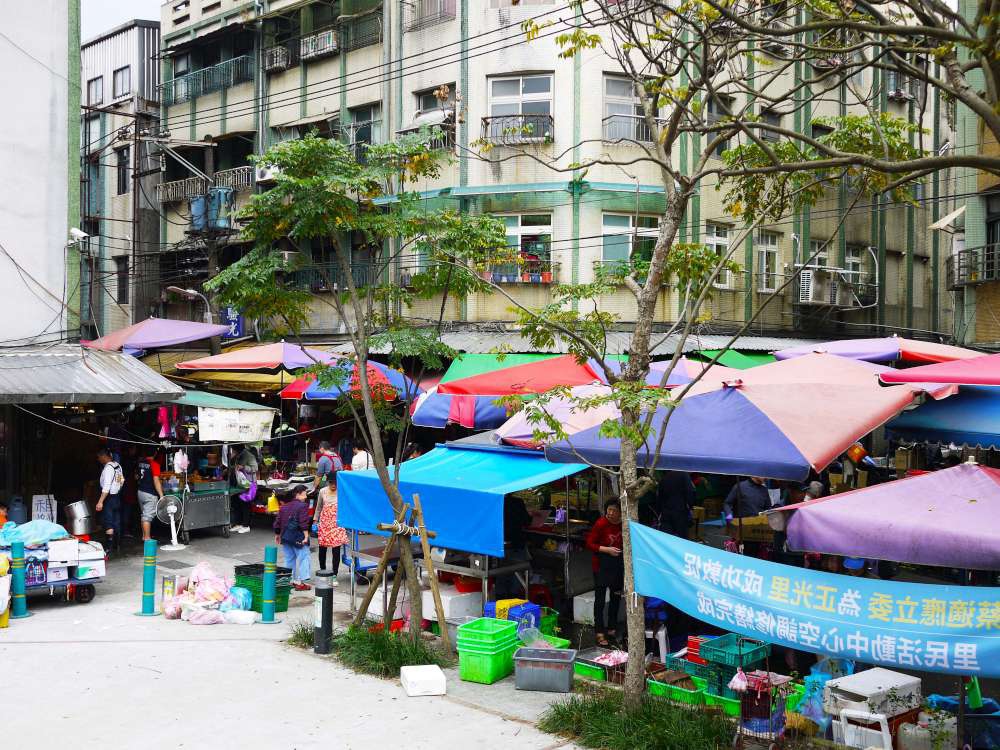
[155,0,954,341]
[0,1,80,344]
[80,19,162,338]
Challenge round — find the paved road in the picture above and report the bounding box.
[2,527,576,749]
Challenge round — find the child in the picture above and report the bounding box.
[312,473,348,583]
[585,501,624,646]
[274,485,312,590]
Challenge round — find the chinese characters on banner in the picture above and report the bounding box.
[220,306,244,339]
[630,523,1000,677]
[197,407,274,443]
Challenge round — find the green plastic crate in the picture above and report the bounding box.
[574,662,606,681]
[699,634,770,668]
[539,607,559,636]
[458,642,518,684]
[705,691,741,717]
[785,683,806,714]
[647,674,707,703]
[520,633,570,649]
[456,617,519,648]
[246,584,290,614]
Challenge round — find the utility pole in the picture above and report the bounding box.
[202,137,222,355]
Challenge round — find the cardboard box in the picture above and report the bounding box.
[47,538,79,565]
[73,559,106,580]
[47,565,69,583]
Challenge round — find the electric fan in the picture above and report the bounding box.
[155,495,187,551]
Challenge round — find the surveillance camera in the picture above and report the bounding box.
[69,228,90,241]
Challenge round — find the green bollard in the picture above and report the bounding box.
[10,541,31,619]
[134,539,159,616]
[260,545,280,624]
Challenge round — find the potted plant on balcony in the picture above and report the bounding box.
[481,270,493,282]
[540,270,553,283]
[521,271,532,282]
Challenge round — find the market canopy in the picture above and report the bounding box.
[768,462,1000,569]
[495,384,617,449]
[774,335,980,364]
[696,349,775,369]
[886,385,1000,449]
[410,386,509,429]
[82,317,231,353]
[172,390,274,410]
[176,342,336,372]
[173,389,276,442]
[303,361,420,401]
[545,381,921,481]
[338,444,587,555]
[437,354,601,396]
[441,353,561,383]
[880,352,1000,386]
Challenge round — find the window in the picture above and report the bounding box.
[115,147,130,195]
[407,0,457,30]
[602,214,659,266]
[808,239,828,267]
[417,84,455,112]
[114,257,129,304]
[604,75,652,142]
[202,0,222,12]
[756,230,779,291]
[348,103,381,162]
[487,74,552,141]
[986,193,1000,252]
[846,246,866,277]
[810,121,834,140]
[404,86,456,150]
[112,66,131,99]
[87,76,103,105]
[705,223,733,287]
[492,214,552,279]
[706,95,733,157]
[759,108,781,142]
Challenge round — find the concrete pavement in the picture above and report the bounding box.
[1,526,578,749]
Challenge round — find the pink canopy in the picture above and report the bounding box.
[83,317,231,352]
[494,384,619,448]
[176,342,337,372]
[774,335,979,364]
[770,462,1000,569]
[880,352,1000,386]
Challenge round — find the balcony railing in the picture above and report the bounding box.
[602,114,665,143]
[948,244,1000,289]
[159,55,253,106]
[288,263,382,292]
[155,166,253,203]
[405,0,457,31]
[481,114,554,146]
[483,260,559,284]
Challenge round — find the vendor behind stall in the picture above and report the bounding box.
[495,494,532,599]
[723,476,771,520]
[312,442,343,496]
[586,500,624,646]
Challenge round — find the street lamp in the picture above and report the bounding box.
[166,285,213,324]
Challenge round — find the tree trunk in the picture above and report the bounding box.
[618,422,647,710]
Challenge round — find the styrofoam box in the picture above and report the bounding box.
[367,583,410,622]
[73,559,106,580]
[47,565,69,583]
[47,538,79,565]
[823,668,921,718]
[421,588,483,622]
[573,590,626,626]
[77,541,105,561]
[400,664,447,697]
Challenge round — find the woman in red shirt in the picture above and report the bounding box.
[585,501,624,646]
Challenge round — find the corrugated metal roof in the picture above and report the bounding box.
[323,331,822,357]
[0,345,184,404]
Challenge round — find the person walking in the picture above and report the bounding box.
[275,485,312,590]
[312,442,343,496]
[136,448,165,542]
[95,448,125,552]
[351,444,373,471]
[312,474,348,583]
[585,501,624,646]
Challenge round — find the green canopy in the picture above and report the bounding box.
[172,390,275,411]
[440,353,560,383]
[697,349,776,370]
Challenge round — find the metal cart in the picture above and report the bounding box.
[732,638,792,750]
[165,485,235,544]
[26,577,102,603]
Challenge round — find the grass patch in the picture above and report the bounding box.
[287,619,314,649]
[539,688,734,750]
[331,624,453,678]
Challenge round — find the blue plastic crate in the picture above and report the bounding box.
[508,602,542,633]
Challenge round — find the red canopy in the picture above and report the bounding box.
[278,375,316,400]
[436,354,601,396]
[880,352,1000,386]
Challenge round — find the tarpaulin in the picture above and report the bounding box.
[631,522,1000,677]
[881,353,1000,386]
[887,385,1000,449]
[337,445,586,556]
[775,336,980,364]
[83,317,230,352]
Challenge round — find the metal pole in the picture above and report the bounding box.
[313,579,333,654]
[10,541,30,619]
[135,539,159,616]
[260,544,280,624]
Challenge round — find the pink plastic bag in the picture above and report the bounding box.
[188,608,225,625]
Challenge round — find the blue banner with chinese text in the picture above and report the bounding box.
[631,522,1000,677]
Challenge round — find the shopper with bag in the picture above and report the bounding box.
[96,447,125,552]
[312,473,348,583]
[274,485,312,590]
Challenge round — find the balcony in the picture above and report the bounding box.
[948,244,1000,289]
[288,263,382,292]
[483,260,559,284]
[405,0,456,31]
[156,166,254,203]
[481,114,554,146]
[159,55,253,106]
[602,114,665,144]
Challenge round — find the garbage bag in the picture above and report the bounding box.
[163,597,183,620]
[223,609,257,625]
[188,608,225,625]
[0,520,70,547]
[189,562,232,603]
[229,586,252,610]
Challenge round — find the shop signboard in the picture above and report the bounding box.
[198,407,274,443]
[221,306,244,339]
[631,522,1000,677]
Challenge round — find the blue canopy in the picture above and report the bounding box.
[337,444,586,556]
[544,388,812,481]
[887,385,1000,449]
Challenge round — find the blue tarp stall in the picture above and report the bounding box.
[337,444,587,556]
[887,385,1000,448]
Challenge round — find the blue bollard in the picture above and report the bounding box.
[10,541,31,619]
[260,545,280,624]
[135,539,160,616]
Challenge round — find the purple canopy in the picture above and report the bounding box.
[774,335,980,364]
[770,462,1000,569]
[83,317,231,353]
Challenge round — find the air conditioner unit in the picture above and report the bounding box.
[263,45,291,72]
[887,88,912,101]
[797,268,835,305]
[763,40,788,56]
[300,29,338,60]
[812,55,843,70]
[255,165,281,184]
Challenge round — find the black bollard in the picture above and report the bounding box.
[313,577,333,654]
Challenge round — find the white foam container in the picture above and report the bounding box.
[400,664,447,697]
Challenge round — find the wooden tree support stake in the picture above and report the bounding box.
[412,493,451,652]
[353,503,410,627]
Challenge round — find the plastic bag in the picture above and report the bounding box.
[728,667,749,693]
[815,656,854,679]
[163,597,183,619]
[223,609,257,625]
[229,586,252,610]
[188,608,225,625]
[518,627,551,648]
[796,671,833,734]
[266,493,280,514]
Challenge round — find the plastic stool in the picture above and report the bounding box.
[644,624,668,662]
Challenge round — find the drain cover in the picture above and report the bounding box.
[158,559,191,570]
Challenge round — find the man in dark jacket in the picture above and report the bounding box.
[723,476,771,520]
[654,471,696,538]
